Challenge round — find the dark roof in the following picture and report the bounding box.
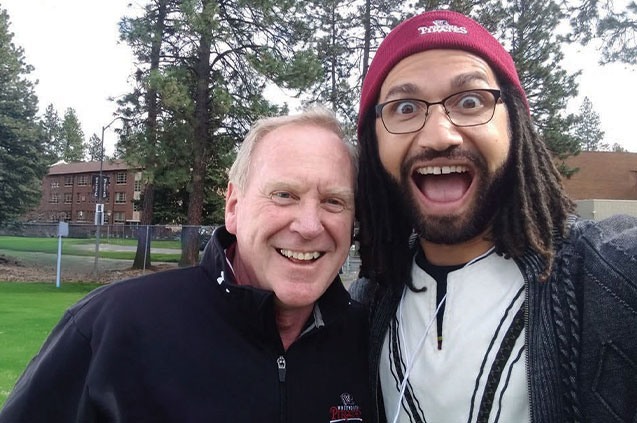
[48,159,141,176]
[561,151,637,200]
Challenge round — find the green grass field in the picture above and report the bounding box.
[0,282,102,408]
[0,236,181,262]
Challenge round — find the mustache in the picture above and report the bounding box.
[401,147,487,179]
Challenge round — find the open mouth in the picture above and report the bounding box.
[413,164,474,203]
[277,249,324,262]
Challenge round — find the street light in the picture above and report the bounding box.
[92,116,128,279]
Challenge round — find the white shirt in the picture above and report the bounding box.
[380,252,530,423]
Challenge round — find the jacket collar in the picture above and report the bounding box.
[200,226,352,329]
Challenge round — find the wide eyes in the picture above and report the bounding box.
[391,100,422,116]
[454,92,485,110]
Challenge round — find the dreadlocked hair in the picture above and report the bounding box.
[356,110,415,290]
[355,81,575,288]
[493,81,575,280]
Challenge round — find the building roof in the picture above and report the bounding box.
[48,159,140,176]
[561,151,637,200]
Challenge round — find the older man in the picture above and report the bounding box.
[352,9,637,423]
[1,108,369,422]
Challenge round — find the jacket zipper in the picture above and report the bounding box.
[521,259,535,423]
[277,355,287,423]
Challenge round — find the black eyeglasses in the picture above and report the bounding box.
[375,89,502,134]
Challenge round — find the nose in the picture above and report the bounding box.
[415,105,463,151]
[289,201,324,239]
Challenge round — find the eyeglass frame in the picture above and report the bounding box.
[375,88,502,135]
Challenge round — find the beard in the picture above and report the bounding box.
[385,147,511,245]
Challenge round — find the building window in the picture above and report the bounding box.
[76,193,81,203]
[77,210,85,221]
[49,193,59,203]
[133,202,141,212]
[115,192,126,204]
[50,180,59,189]
[134,180,142,192]
[113,211,126,223]
[62,211,71,221]
[116,172,127,184]
[64,193,72,204]
[64,175,73,186]
[77,175,88,186]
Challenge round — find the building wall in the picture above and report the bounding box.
[561,152,637,220]
[34,164,142,224]
[575,199,637,220]
[562,152,637,200]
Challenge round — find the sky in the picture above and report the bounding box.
[2,0,636,154]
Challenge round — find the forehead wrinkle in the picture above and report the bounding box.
[450,71,492,89]
[381,70,495,102]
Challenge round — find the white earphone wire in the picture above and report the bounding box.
[390,246,495,423]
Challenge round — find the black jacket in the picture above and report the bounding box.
[0,227,370,423]
[352,215,637,423]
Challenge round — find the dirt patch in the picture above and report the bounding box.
[98,264,177,283]
[0,255,21,266]
[0,254,177,283]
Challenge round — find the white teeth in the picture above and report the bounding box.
[279,249,321,261]
[417,165,468,175]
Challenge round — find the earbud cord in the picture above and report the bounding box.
[391,246,495,423]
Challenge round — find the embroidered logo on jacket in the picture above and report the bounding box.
[329,393,363,422]
[418,19,468,35]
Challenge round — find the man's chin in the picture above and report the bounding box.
[414,213,487,245]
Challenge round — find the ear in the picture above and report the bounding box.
[225,182,239,235]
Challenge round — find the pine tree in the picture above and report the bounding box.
[118,0,177,269]
[305,0,360,133]
[118,0,321,265]
[502,0,581,163]
[86,133,103,161]
[596,2,637,64]
[569,0,637,65]
[60,108,85,162]
[573,97,607,151]
[0,8,47,222]
[40,103,63,164]
[361,0,411,79]
[611,142,628,152]
[172,0,321,265]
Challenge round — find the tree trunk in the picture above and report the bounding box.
[361,0,371,81]
[131,0,167,269]
[179,0,212,267]
[132,183,155,269]
[330,0,337,111]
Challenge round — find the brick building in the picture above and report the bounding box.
[30,160,143,224]
[561,151,637,220]
[561,151,637,200]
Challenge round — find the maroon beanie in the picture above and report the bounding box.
[358,10,528,137]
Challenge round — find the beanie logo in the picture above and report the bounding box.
[418,20,468,35]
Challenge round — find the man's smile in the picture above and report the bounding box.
[277,248,324,262]
[412,163,475,205]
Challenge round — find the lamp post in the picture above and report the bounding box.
[92,116,127,279]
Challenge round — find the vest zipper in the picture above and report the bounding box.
[277,355,287,423]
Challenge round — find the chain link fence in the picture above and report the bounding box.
[0,223,215,283]
[0,222,360,286]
